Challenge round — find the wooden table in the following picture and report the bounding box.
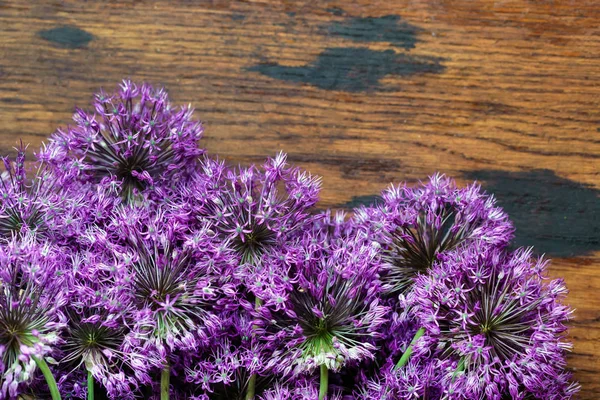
[0,1,598,397]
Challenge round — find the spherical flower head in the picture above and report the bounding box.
[0,147,67,241]
[190,152,321,266]
[57,247,154,399]
[41,80,204,203]
[183,309,271,399]
[108,207,237,368]
[355,173,514,296]
[0,234,68,398]
[254,223,387,377]
[354,359,444,400]
[411,242,579,399]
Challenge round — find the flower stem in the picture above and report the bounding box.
[245,297,262,400]
[452,358,466,382]
[395,327,425,370]
[87,370,94,400]
[161,364,170,400]
[319,364,329,400]
[32,356,62,400]
[245,374,257,400]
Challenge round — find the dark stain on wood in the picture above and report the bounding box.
[248,48,444,92]
[37,26,94,49]
[326,15,421,50]
[230,13,246,21]
[465,169,600,257]
[338,194,383,209]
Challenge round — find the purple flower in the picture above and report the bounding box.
[354,359,444,400]
[41,81,204,202]
[0,147,66,241]
[184,318,268,399]
[258,384,294,400]
[103,207,238,376]
[253,220,387,377]
[189,153,321,265]
[411,243,579,399]
[0,235,67,399]
[355,173,514,295]
[57,246,153,399]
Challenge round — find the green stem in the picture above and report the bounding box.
[161,364,170,400]
[87,369,94,400]
[394,327,425,370]
[244,297,262,400]
[319,364,329,400]
[452,358,466,382]
[32,356,61,400]
[245,374,257,400]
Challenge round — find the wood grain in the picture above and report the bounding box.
[0,0,598,397]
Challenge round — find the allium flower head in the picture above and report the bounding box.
[109,207,237,364]
[0,235,67,398]
[354,359,443,400]
[57,247,152,399]
[42,80,204,202]
[254,221,387,376]
[190,153,321,265]
[0,147,62,240]
[184,311,271,399]
[356,174,514,295]
[126,239,213,356]
[412,243,579,399]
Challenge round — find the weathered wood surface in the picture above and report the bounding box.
[0,0,598,396]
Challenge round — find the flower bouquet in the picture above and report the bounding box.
[0,81,579,400]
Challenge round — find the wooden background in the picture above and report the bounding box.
[0,0,598,397]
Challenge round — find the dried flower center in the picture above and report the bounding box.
[0,294,48,367]
[130,247,210,342]
[115,159,145,188]
[0,204,45,238]
[62,321,125,366]
[386,207,477,295]
[233,223,277,264]
[134,265,185,310]
[440,276,538,365]
[479,322,493,334]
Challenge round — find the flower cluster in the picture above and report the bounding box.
[0,82,578,400]
[40,80,203,203]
